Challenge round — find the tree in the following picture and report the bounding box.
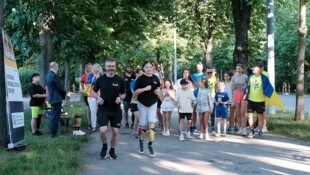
[295,0,307,121]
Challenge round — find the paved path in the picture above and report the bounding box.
[78,111,310,175]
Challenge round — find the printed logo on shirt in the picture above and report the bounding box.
[154,81,157,84]
[112,83,119,87]
[251,80,261,90]
[125,78,128,81]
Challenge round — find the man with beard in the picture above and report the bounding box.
[94,58,125,159]
[122,64,136,128]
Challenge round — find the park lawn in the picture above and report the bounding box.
[0,102,89,175]
[268,111,310,142]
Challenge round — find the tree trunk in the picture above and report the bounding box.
[202,35,214,68]
[232,0,252,73]
[294,0,306,121]
[39,14,53,86]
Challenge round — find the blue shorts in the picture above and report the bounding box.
[216,110,227,119]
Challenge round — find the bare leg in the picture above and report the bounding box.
[241,100,248,128]
[99,126,108,143]
[167,111,172,132]
[156,108,163,128]
[199,113,204,133]
[162,111,167,132]
[248,113,254,130]
[229,105,235,128]
[235,103,241,128]
[258,114,264,131]
[111,127,119,148]
[133,111,140,133]
[204,112,210,133]
[31,118,37,133]
[179,118,184,133]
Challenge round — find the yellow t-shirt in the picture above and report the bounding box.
[208,76,217,98]
[248,75,265,102]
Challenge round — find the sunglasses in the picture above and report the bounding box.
[207,72,213,74]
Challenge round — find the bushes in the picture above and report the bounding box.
[19,67,36,96]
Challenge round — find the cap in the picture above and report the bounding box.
[253,62,263,68]
[180,79,189,85]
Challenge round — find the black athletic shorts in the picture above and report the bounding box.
[179,113,192,120]
[130,103,138,112]
[247,100,265,115]
[97,109,122,128]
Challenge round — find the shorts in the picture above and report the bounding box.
[138,102,157,126]
[247,100,265,114]
[97,109,122,128]
[160,100,174,112]
[130,103,138,112]
[233,91,243,104]
[179,113,192,120]
[84,96,89,106]
[122,100,131,113]
[216,110,227,118]
[31,106,43,118]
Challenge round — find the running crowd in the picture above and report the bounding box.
[29,58,274,159]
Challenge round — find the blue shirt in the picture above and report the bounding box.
[215,91,229,111]
[192,72,206,97]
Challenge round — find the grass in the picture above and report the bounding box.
[0,102,89,175]
[268,111,310,142]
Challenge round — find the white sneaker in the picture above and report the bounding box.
[186,131,193,139]
[179,134,185,141]
[199,133,204,139]
[205,133,211,140]
[242,128,247,136]
[236,128,242,135]
[166,131,170,136]
[262,126,268,133]
[73,130,85,136]
[211,131,216,136]
[215,132,221,137]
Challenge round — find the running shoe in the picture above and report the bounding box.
[130,123,134,129]
[236,128,242,135]
[148,141,155,158]
[247,130,256,139]
[108,149,118,159]
[241,128,247,136]
[199,133,204,139]
[99,144,108,159]
[131,132,138,139]
[221,132,227,137]
[211,130,216,136]
[73,130,85,136]
[258,131,265,139]
[205,133,211,140]
[186,131,193,139]
[125,123,129,128]
[179,134,185,141]
[215,132,221,137]
[262,126,268,133]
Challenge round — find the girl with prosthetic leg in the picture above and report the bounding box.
[134,61,161,158]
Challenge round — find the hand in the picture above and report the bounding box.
[154,87,160,94]
[144,85,152,91]
[98,96,104,105]
[115,97,121,104]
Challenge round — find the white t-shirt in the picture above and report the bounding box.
[173,78,194,92]
[175,88,196,113]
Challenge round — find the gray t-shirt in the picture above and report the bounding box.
[231,74,248,91]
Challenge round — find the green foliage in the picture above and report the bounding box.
[268,112,310,142]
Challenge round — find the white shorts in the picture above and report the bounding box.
[160,100,175,112]
[138,102,158,126]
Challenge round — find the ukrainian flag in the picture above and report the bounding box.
[265,91,286,111]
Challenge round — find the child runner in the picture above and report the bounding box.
[161,79,175,136]
[196,78,213,140]
[214,81,229,137]
[175,79,196,141]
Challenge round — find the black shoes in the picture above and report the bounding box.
[125,123,129,128]
[108,149,118,160]
[148,141,155,158]
[100,144,108,159]
[139,139,144,154]
[33,130,43,136]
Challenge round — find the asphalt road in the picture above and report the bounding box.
[78,111,310,175]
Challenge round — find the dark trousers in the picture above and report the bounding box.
[50,103,62,136]
[211,103,216,131]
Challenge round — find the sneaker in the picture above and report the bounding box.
[215,133,221,137]
[193,126,197,132]
[190,127,194,134]
[262,126,268,133]
[131,132,138,139]
[258,131,265,139]
[92,127,96,132]
[186,131,193,139]
[148,141,155,158]
[228,128,234,134]
[139,139,144,154]
[88,124,92,130]
[179,133,185,141]
[236,128,242,135]
[99,144,108,159]
[241,128,247,136]
[254,127,259,132]
[108,149,118,159]
[211,131,216,136]
[205,133,211,140]
[125,123,129,128]
[131,123,134,129]
[73,130,85,136]
[248,130,256,139]
[166,130,170,136]
[199,133,204,139]
[161,131,166,136]
[221,132,226,137]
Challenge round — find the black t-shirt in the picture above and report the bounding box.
[134,74,160,107]
[93,74,125,112]
[29,83,46,106]
[123,73,135,102]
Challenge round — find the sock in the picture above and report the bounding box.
[149,128,156,141]
[140,129,147,140]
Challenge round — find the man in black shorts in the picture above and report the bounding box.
[93,58,126,159]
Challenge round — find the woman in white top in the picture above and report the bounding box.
[161,79,175,136]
